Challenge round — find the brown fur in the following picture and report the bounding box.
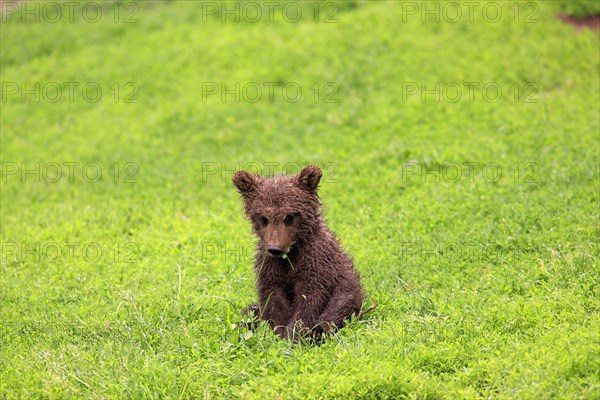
[232,165,363,341]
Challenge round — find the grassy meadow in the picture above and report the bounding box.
[1,0,599,398]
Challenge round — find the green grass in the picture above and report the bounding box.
[555,0,600,18]
[1,1,599,398]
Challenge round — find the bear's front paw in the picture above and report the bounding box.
[283,320,312,342]
[273,324,292,340]
[294,321,331,343]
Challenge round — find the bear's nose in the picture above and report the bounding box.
[267,247,283,257]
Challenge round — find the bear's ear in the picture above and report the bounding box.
[232,171,260,197]
[296,165,322,193]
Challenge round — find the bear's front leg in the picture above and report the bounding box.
[285,292,326,341]
[259,289,293,338]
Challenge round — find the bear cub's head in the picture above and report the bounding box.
[232,165,323,258]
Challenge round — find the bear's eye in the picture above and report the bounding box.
[260,216,269,226]
[284,215,294,226]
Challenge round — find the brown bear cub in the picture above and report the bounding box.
[232,165,362,341]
